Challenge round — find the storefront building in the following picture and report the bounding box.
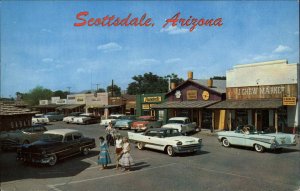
[136,93,166,120]
[153,72,226,130]
[0,102,37,131]
[209,60,298,133]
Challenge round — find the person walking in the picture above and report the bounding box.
[106,122,116,146]
[98,136,111,170]
[119,136,134,171]
[115,135,123,169]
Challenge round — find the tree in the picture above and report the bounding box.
[107,84,121,97]
[164,73,184,86]
[95,88,106,93]
[53,90,68,99]
[127,72,183,95]
[22,86,53,106]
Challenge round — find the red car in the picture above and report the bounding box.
[131,116,162,132]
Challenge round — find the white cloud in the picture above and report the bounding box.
[97,42,122,52]
[41,28,52,33]
[239,53,276,64]
[76,68,86,73]
[128,58,160,66]
[42,58,54,63]
[160,26,189,34]
[165,58,182,64]
[273,45,292,53]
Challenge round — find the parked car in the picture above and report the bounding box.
[100,114,125,126]
[128,128,202,156]
[162,117,197,135]
[16,129,96,166]
[72,113,100,125]
[63,112,83,123]
[114,115,137,130]
[32,114,49,125]
[44,112,64,122]
[0,125,48,150]
[217,124,297,153]
[131,116,162,132]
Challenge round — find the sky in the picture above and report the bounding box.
[1,1,299,98]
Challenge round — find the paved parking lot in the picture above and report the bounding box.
[1,122,300,191]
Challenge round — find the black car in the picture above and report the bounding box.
[17,129,96,166]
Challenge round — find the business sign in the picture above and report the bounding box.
[227,84,297,100]
[144,96,162,103]
[67,95,76,104]
[283,97,297,106]
[86,93,108,107]
[187,90,198,100]
[39,100,48,105]
[56,99,67,104]
[142,104,150,110]
[51,97,60,104]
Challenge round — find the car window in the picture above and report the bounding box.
[145,130,158,137]
[73,133,82,140]
[65,134,73,142]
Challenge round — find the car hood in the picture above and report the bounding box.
[21,140,61,150]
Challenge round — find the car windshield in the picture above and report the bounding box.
[40,134,63,142]
[164,129,181,137]
[168,120,184,124]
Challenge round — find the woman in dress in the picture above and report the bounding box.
[115,134,123,169]
[119,136,134,171]
[98,136,111,170]
[106,122,116,146]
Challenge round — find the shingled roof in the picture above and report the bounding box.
[0,103,37,116]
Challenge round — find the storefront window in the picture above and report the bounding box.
[202,109,212,129]
[236,110,248,126]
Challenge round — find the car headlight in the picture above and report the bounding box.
[198,139,202,143]
[176,141,182,146]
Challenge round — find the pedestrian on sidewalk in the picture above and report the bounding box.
[115,134,123,170]
[98,136,111,170]
[119,136,134,172]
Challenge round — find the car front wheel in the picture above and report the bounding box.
[222,138,230,147]
[166,146,175,156]
[137,142,144,150]
[254,144,265,153]
[48,154,58,166]
[82,147,90,156]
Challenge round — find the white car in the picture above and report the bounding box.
[162,117,197,135]
[63,112,83,123]
[128,128,202,156]
[72,113,99,125]
[32,114,49,125]
[217,125,297,153]
[100,114,125,126]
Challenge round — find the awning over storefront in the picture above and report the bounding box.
[86,104,124,109]
[151,100,219,109]
[32,104,62,109]
[56,104,85,110]
[207,99,283,109]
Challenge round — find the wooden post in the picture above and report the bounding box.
[275,110,278,133]
[254,110,258,131]
[228,110,232,131]
[211,111,215,133]
[199,110,202,131]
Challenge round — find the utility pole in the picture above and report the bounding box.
[111,80,114,97]
[67,87,71,94]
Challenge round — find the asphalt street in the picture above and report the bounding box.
[1,122,299,191]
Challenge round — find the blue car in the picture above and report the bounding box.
[113,115,136,130]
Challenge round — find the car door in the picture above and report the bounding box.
[228,131,246,146]
[144,130,165,151]
[63,134,79,156]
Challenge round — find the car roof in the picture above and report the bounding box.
[169,117,188,120]
[44,129,80,135]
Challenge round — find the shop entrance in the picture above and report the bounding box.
[202,109,212,129]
